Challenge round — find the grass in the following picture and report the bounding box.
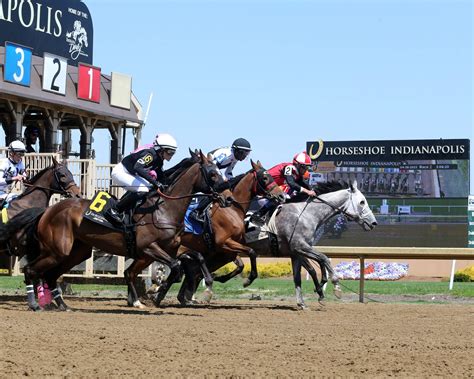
[1,275,473,299]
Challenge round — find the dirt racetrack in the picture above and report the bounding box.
[1,296,473,377]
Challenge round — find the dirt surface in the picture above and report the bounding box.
[1,296,473,378]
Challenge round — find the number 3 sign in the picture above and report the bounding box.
[4,42,32,86]
[42,53,68,95]
[77,63,101,103]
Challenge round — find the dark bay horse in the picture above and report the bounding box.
[125,160,286,308]
[0,158,81,257]
[10,150,222,311]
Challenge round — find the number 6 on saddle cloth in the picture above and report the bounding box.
[83,191,145,230]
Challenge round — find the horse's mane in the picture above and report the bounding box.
[164,157,197,186]
[286,180,349,203]
[25,166,52,185]
[13,166,54,201]
[313,180,349,195]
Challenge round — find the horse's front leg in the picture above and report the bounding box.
[125,255,154,309]
[219,239,258,287]
[212,256,244,283]
[300,256,324,301]
[181,250,214,303]
[291,256,307,309]
[294,244,341,299]
[24,255,61,311]
[43,241,93,311]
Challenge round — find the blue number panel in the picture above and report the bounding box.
[4,42,32,86]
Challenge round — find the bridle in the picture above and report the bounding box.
[23,166,77,198]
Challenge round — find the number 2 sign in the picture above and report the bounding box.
[42,53,67,95]
[4,42,32,87]
[77,63,101,103]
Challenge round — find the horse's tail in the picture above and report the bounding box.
[0,208,45,243]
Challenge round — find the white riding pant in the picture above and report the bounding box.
[111,163,151,193]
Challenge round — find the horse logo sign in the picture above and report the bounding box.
[65,20,90,61]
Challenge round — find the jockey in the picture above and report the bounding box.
[0,140,27,205]
[250,151,316,225]
[209,138,252,180]
[105,133,177,225]
[189,138,251,224]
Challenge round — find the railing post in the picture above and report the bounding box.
[359,257,365,303]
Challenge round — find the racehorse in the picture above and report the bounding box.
[178,180,377,309]
[0,158,81,257]
[3,150,223,311]
[125,160,286,308]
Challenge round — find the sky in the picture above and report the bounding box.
[81,0,471,188]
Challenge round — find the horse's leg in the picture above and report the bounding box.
[42,242,93,311]
[182,250,213,303]
[291,256,307,309]
[219,239,258,287]
[212,256,244,283]
[124,256,154,309]
[24,256,61,311]
[177,256,201,305]
[152,259,182,307]
[294,244,341,299]
[300,256,324,301]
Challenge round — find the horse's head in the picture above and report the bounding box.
[51,158,82,198]
[251,160,286,203]
[344,180,377,231]
[193,150,223,193]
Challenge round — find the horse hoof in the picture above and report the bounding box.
[243,278,253,288]
[29,305,43,312]
[202,289,213,304]
[297,303,308,310]
[133,300,146,309]
[333,285,342,299]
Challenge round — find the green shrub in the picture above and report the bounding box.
[455,265,474,281]
[453,272,471,282]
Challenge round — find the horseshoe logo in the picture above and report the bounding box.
[308,139,324,160]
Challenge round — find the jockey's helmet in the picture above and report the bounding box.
[153,134,178,152]
[231,138,251,160]
[8,140,27,153]
[293,152,312,167]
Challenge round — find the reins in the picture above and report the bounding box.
[287,192,356,245]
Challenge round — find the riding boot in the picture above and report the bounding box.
[189,197,211,224]
[250,201,278,226]
[105,191,143,225]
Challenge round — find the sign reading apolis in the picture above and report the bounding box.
[4,42,32,86]
[0,0,93,66]
[77,63,101,103]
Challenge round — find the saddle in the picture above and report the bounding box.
[185,201,215,251]
[83,191,142,258]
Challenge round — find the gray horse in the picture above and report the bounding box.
[269,180,377,308]
[174,180,377,308]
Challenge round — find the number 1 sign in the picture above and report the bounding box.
[77,63,101,103]
[42,53,68,95]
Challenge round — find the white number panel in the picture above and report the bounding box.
[42,53,68,95]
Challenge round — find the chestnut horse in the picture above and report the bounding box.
[9,150,222,311]
[126,160,286,308]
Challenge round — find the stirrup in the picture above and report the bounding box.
[105,208,124,226]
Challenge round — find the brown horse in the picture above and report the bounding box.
[13,150,222,311]
[126,160,286,308]
[0,158,81,257]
